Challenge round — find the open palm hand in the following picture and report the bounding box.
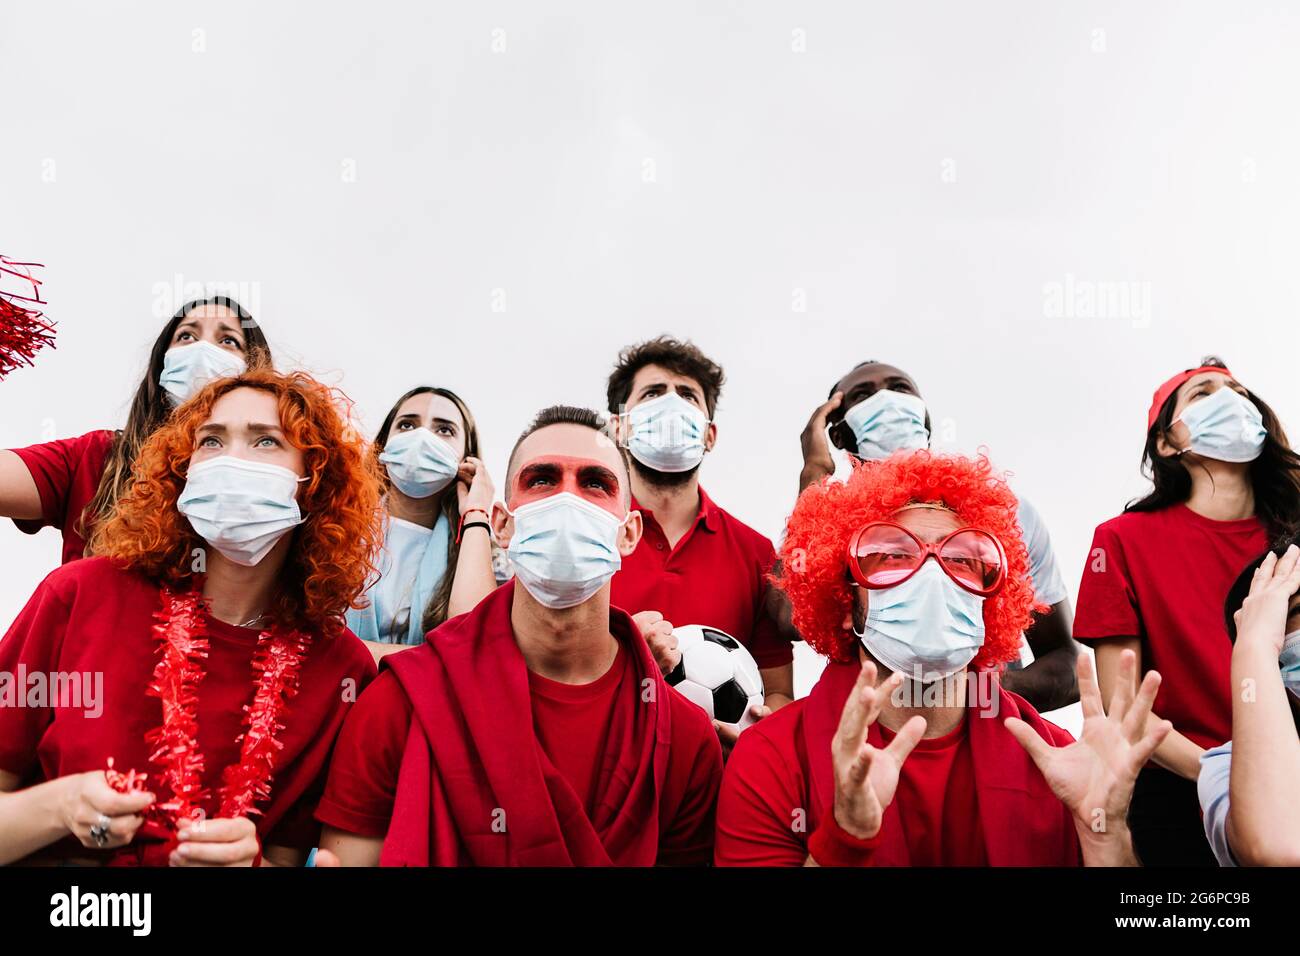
[1006,649,1169,837]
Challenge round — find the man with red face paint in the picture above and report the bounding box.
[715,452,1169,867]
[314,406,724,866]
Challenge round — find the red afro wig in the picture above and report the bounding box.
[776,451,1043,671]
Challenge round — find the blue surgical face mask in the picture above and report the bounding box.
[623,393,709,473]
[505,492,632,609]
[1176,387,1267,463]
[177,456,307,567]
[842,389,929,461]
[159,341,247,406]
[853,559,986,683]
[1280,629,1300,698]
[379,428,460,499]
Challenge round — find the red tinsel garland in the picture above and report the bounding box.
[218,623,311,819]
[0,257,55,380]
[145,587,211,826]
[105,585,311,840]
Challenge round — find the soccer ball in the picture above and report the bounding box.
[666,624,765,730]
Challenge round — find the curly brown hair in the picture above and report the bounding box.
[605,335,725,419]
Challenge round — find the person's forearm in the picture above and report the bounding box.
[0,776,74,865]
[259,843,308,867]
[1000,646,1079,712]
[1228,643,1300,865]
[1148,722,1204,780]
[759,664,794,713]
[1077,822,1139,866]
[798,463,833,495]
[319,827,383,866]
[446,527,496,619]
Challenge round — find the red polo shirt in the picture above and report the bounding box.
[610,486,791,669]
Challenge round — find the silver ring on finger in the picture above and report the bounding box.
[90,814,112,848]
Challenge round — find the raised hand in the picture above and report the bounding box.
[831,661,926,840]
[1006,650,1170,853]
[1234,543,1300,656]
[456,455,495,518]
[799,391,843,491]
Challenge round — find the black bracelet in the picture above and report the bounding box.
[460,521,491,535]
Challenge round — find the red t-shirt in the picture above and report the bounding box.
[715,701,987,866]
[1073,504,1269,750]
[317,642,722,864]
[527,646,627,815]
[879,718,987,866]
[611,486,791,669]
[0,557,376,863]
[9,430,115,564]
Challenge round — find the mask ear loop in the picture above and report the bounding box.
[1161,417,1192,457]
[291,473,312,516]
[823,420,855,469]
[1165,426,1221,502]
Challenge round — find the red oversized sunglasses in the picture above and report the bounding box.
[847,521,1007,597]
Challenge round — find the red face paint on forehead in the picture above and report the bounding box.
[511,454,626,516]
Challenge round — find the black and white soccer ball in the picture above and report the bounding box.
[665,624,765,730]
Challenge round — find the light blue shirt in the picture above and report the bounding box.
[1015,492,1068,606]
[1197,741,1237,867]
[346,513,450,645]
[1005,492,1068,670]
[370,517,436,641]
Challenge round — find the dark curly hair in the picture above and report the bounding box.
[605,335,725,419]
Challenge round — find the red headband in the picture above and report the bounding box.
[1147,364,1234,431]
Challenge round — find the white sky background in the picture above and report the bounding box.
[4,1,1300,734]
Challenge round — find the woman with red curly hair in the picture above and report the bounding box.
[0,369,382,867]
[715,451,1171,867]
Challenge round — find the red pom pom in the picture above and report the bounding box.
[0,257,55,380]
